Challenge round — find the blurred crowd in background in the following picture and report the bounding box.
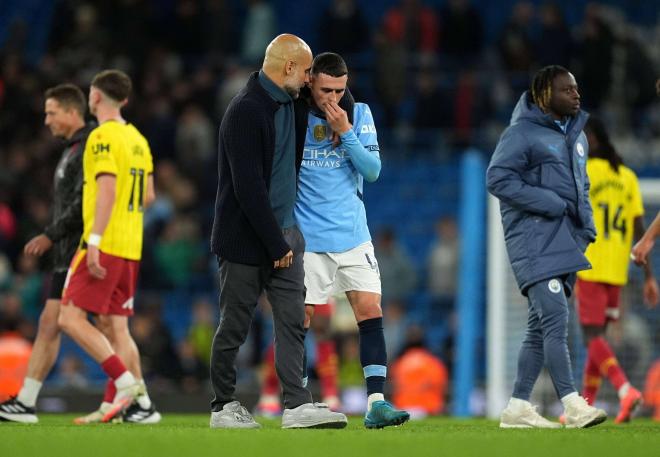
[0,0,659,410]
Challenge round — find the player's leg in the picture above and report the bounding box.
[529,278,605,428]
[0,273,64,424]
[500,293,557,428]
[339,242,409,428]
[580,351,602,405]
[578,279,640,422]
[72,317,115,424]
[58,250,140,422]
[301,250,339,401]
[575,278,606,405]
[583,324,643,423]
[24,301,62,386]
[104,259,160,423]
[310,302,340,409]
[58,303,139,417]
[102,314,161,424]
[586,284,640,422]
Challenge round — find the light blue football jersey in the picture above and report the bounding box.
[295,103,380,253]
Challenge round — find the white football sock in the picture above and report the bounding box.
[114,371,136,390]
[367,393,384,411]
[137,379,152,409]
[17,377,43,407]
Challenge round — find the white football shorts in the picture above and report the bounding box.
[304,241,381,304]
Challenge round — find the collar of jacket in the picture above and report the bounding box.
[297,85,356,124]
[246,71,282,115]
[513,91,589,142]
[67,121,96,146]
[258,69,293,105]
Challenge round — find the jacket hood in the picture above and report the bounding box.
[510,91,589,138]
[510,91,552,126]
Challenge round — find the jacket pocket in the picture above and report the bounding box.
[539,218,561,252]
[536,216,579,255]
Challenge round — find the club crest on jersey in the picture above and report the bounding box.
[548,279,561,294]
[576,143,585,157]
[314,125,327,141]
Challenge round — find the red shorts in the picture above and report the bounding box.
[62,249,139,316]
[575,278,621,326]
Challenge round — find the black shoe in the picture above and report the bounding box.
[123,402,162,424]
[0,397,38,424]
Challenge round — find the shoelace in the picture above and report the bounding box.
[567,396,589,413]
[232,404,254,422]
[522,404,542,418]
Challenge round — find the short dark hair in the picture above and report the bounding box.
[44,84,86,115]
[91,69,132,102]
[311,52,348,78]
[531,65,569,112]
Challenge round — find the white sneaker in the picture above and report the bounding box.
[500,400,561,429]
[74,402,112,425]
[563,395,607,428]
[102,382,141,423]
[0,397,38,424]
[281,402,347,429]
[210,401,261,429]
[123,402,162,424]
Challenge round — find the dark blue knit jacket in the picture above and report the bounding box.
[210,72,354,265]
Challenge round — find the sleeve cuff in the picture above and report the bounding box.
[339,129,356,140]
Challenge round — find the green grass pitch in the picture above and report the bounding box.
[2,415,659,457]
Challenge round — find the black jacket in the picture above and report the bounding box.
[211,72,304,265]
[44,122,95,271]
[210,72,354,265]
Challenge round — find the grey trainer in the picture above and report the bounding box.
[210,401,261,429]
[281,402,348,429]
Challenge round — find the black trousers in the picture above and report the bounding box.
[210,226,312,411]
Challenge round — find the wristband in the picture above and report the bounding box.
[88,233,102,247]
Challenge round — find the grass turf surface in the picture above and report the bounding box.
[2,415,659,457]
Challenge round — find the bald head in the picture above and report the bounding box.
[262,34,313,99]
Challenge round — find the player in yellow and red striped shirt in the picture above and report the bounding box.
[575,117,659,423]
